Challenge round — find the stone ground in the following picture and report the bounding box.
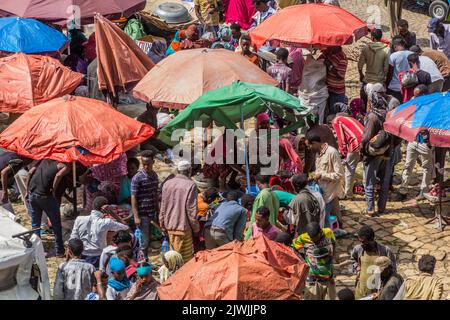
[10,0,450,299]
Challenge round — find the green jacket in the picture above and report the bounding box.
[244,188,280,240]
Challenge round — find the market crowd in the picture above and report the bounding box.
[0,0,448,300]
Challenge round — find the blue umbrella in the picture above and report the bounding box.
[0,17,68,54]
[384,92,450,147]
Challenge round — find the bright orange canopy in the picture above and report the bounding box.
[0,53,83,113]
[157,236,309,300]
[0,95,154,165]
[250,4,368,49]
[95,14,154,97]
[133,48,278,109]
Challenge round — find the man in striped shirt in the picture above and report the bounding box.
[328,112,364,200]
[321,46,348,115]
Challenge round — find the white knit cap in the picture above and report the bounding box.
[177,160,191,171]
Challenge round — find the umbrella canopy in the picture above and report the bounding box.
[0,17,68,54]
[157,236,309,300]
[250,4,368,49]
[0,95,154,165]
[384,92,450,147]
[95,14,154,97]
[133,48,278,109]
[158,81,310,146]
[0,53,83,113]
[0,0,146,25]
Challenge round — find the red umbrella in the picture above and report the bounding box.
[250,4,368,49]
[0,0,146,25]
[0,95,154,166]
[0,53,83,113]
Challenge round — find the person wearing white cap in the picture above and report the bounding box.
[159,159,199,263]
[372,256,405,300]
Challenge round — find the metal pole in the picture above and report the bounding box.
[72,161,77,216]
[240,103,251,193]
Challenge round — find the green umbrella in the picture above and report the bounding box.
[159,81,311,146]
[158,81,311,193]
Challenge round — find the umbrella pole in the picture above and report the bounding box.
[240,104,251,193]
[72,161,77,216]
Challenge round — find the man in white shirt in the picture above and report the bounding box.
[386,36,413,103]
[416,53,444,93]
[70,196,129,268]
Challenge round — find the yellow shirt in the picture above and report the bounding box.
[404,273,444,300]
[194,0,220,26]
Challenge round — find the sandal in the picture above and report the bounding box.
[361,208,377,217]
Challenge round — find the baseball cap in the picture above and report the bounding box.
[428,18,440,33]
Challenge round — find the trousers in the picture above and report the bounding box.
[344,151,360,198]
[364,156,392,213]
[400,141,433,195]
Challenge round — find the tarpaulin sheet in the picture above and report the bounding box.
[157,235,309,300]
[0,53,83,113]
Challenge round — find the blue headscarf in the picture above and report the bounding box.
[108,258,131,292]
[137,263,153,277]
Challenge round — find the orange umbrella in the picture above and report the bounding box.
[250,4,368,49]
[133,48,278,109]
[95,14,154,97]
[0,95,154,166]
[157,236,309,300]
[0,53,83,113]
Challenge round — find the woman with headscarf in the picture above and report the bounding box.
[158,250,184,283]
[106,257,131,300]
[147,40,167,64]
[166,25,209,56]
[279,138,304,175]
[211,25,235,51]
[126,262,159,300]
[203,134,244,191]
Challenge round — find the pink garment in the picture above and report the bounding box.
[279,138,303,173]
[91,153,128,186]
[225,0,256,30]
[251,223,280,241]
[288,47,305,88]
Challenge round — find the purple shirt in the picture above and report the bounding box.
[251,223,280,241]
[267,62,292,91]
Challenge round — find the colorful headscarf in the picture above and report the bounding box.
[109,257,125,272]
[256,112,270,125]
[136,263,153,277]
[159,250,184,283]
[279,138,304,173]
[370,92,388,120]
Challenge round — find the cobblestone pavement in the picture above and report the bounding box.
[337,1,450,299]
[12,1,449,299]
[342,0,431,98]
